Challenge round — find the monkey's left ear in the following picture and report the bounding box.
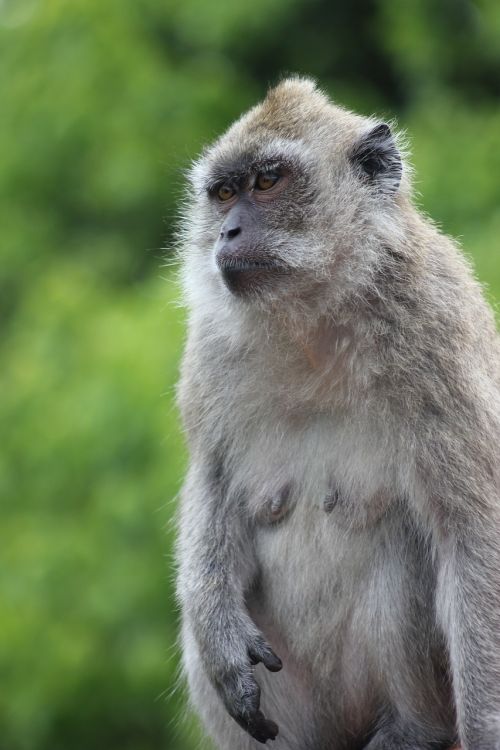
[349,123,402,196]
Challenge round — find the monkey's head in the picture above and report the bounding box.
[182,77,409,315]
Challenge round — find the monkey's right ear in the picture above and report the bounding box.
[349,123,402,196]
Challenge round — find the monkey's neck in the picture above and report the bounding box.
[293,318,356,372]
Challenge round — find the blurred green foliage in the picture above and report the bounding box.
[1,0,499,748]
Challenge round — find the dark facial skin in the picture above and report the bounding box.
[211,166,292,294]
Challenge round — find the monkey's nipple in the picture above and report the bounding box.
[323,487,340,513]
[259,483,293,526]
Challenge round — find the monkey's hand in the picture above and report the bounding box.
[205,622,282,743]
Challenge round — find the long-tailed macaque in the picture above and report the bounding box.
[176,77,500,750]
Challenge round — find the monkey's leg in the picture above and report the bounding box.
[182,619,319,750]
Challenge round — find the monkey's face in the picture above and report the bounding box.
[213,165,296,295]
[199,142,318,298]
[187,135,342,309]
[184,78,404,311]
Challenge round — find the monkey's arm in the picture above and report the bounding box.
[177,459,282,744]
[415,419,500,750]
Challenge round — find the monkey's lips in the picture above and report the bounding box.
[217,257,288,294]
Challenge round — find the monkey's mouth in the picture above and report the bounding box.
[217,257,289,295]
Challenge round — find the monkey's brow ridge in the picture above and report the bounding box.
[204,153,295,191]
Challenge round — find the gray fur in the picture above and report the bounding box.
[175,76,500,749]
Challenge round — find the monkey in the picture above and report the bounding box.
[175,77,500,750]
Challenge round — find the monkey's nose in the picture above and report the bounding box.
[220,225,241,240]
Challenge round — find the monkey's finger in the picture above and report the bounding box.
[221,670,261,722]
[246,710,279,744]
[222,672,278,742]
[248,639,283,672]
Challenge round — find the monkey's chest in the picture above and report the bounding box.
[238,419,431,656]
[252,487,398,645]
[250,491,437,718]
[234,418,444,731]
[237,414,395,568]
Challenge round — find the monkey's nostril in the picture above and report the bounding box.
[226,226,241,240]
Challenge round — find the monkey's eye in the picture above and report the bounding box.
[255,171,280,191]
[217,184,235,202]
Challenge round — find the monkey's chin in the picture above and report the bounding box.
[219,261,288,296]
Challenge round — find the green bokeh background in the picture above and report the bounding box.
[1,1,499,748]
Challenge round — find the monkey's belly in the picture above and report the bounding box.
[250,498,452,741]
